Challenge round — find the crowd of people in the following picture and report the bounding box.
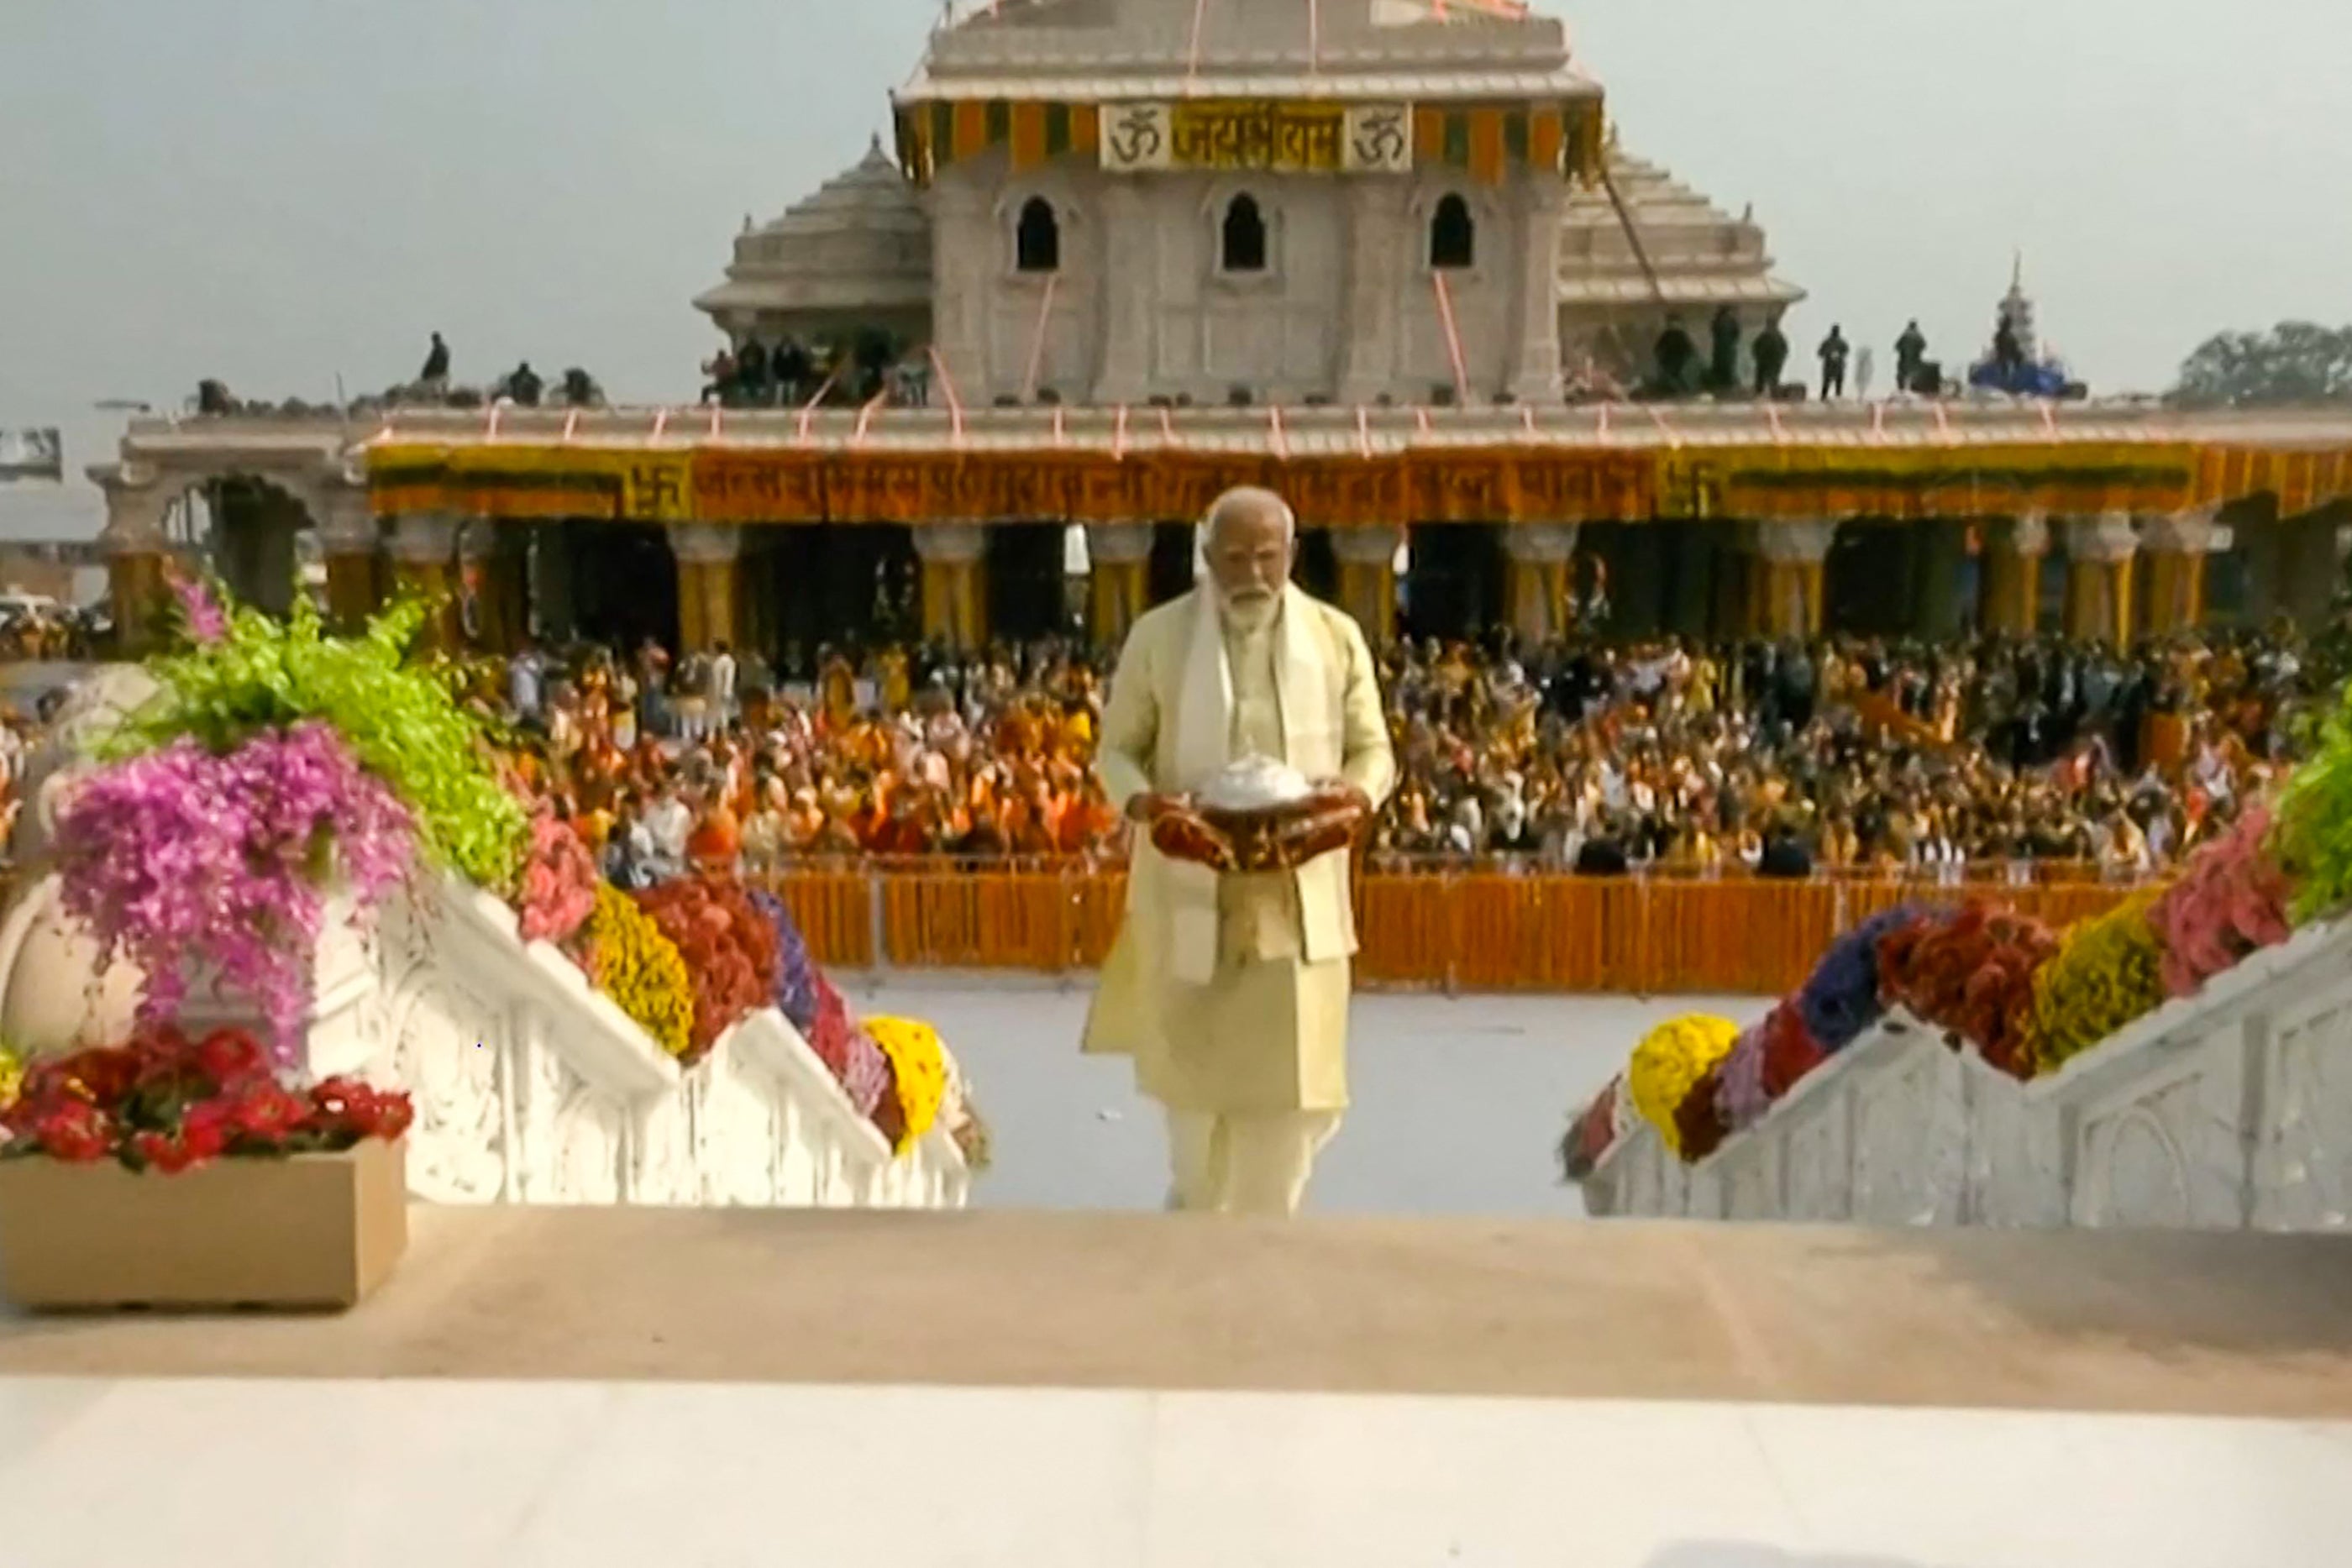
[465,620,2313,889]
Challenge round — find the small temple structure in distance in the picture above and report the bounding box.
[87,0,2352,661]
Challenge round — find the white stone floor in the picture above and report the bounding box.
[2,1376,2345,1567]
[850,973,1771,1215]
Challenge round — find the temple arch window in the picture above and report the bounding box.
[1221,194,1268,274]
[1429,193,1476,270]
[1015,197,1061,274]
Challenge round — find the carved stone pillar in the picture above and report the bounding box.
[313,485,383,632]
[2061,512,2138,644]
[1508,181,1567,405]
[914,523,989,651]
[1336,181,1409,405]
[1093,185,1153,406]
[1502,522,1578,643]
[386,513,459,650]
[1749,520,1838,637]
[669,522,743,653]
[1086,522,1154,648]
[1978,513,2049,635]
[1329,524,1402,645]
[2138,510,2222,635]
[93,468,176,658]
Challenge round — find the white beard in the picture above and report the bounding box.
[1217,589,1280,635]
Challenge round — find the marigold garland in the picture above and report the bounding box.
[1627,1015,1740,1158]
[581,883,694,1061]
[2026,891,2166,1073]
[863,1015,949,1156]
[0,1046,22,1111]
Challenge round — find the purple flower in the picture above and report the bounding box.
[55,723,418,1062]
[1799,903,1933,1051]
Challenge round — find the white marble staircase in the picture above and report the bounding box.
[1582,920,2352,1231]
[162,874,972,1210]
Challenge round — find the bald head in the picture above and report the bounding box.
[1202,485,1296,607]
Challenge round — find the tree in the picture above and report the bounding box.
[2171,321,2352,408]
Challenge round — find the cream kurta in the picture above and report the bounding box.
[1083,587,1396,1114]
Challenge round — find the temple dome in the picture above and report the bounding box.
[1556,146,1806,312]
[693,139,932,330]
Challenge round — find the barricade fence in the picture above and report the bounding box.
[749,859,2153,996]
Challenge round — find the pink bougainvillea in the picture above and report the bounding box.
[53,722,417,1060]
[2149,805,2295,999]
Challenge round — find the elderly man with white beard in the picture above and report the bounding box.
[1083,487,1397,1217]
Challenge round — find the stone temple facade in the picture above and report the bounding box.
[696,0,1801,408]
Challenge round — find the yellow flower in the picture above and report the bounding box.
[0,1046,22,1111]
[864,1015,949,1156]
[2028,892,2164,1072]
[1627,1015,1740,1157]
[584,884,695,1060]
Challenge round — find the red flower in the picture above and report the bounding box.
[52,1046,142,1109]
[194,1028,266,1090]
[29,1100,111,1162]
[223,1080,309,1146]
[307,1077,414,1143]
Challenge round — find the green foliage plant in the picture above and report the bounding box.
[105,581,528,891]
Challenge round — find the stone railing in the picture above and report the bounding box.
[1583,920,2352,1231]
[168,875,970,1210]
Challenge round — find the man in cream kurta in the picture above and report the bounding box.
[1084,488,1396,1216]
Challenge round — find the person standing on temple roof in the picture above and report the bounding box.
[1817,326,1851,399]
[735,338,771,406]
[1751,314,1789,398]
[1895,320,1929,394]
[1653,316,1699,396]
[505,361,543,406]
[1993,313,2025,376]
[1708,306,1742,394]
[419,332,450,391]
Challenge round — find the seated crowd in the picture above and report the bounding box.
[472,623,2312,888]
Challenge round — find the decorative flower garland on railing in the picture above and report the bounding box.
[1573,747,2333,1172]
[38,574,981,1168]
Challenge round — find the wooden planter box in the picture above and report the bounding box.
[0,1139,408,1310]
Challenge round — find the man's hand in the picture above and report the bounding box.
[1126,790,1190,826]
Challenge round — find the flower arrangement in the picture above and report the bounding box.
[580,883,694,1061]
[1627,1015,1740,1158]
[53,722,418,1057]
[1878,903,2054,1077]
[2148,805,2294,998]
[1798,904,1934,1051]
[1558,1077,1625,1181]
[0,1024,412,1174]
[842,1025,893,1123]
[864,1015,950,1155]
[2276,680,2352,921]
[108,578,527,890]
[747,887,822,1038]
[633,876,782,1063]
[2026,892,2166,1072]
[1673,1062,1732,1162]
[514,813,599,947]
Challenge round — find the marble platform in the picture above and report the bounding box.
[3,1208,2349,1566]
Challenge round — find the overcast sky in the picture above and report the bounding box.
[4,0,2348,526]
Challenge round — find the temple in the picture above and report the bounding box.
[87,0,2352,658]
